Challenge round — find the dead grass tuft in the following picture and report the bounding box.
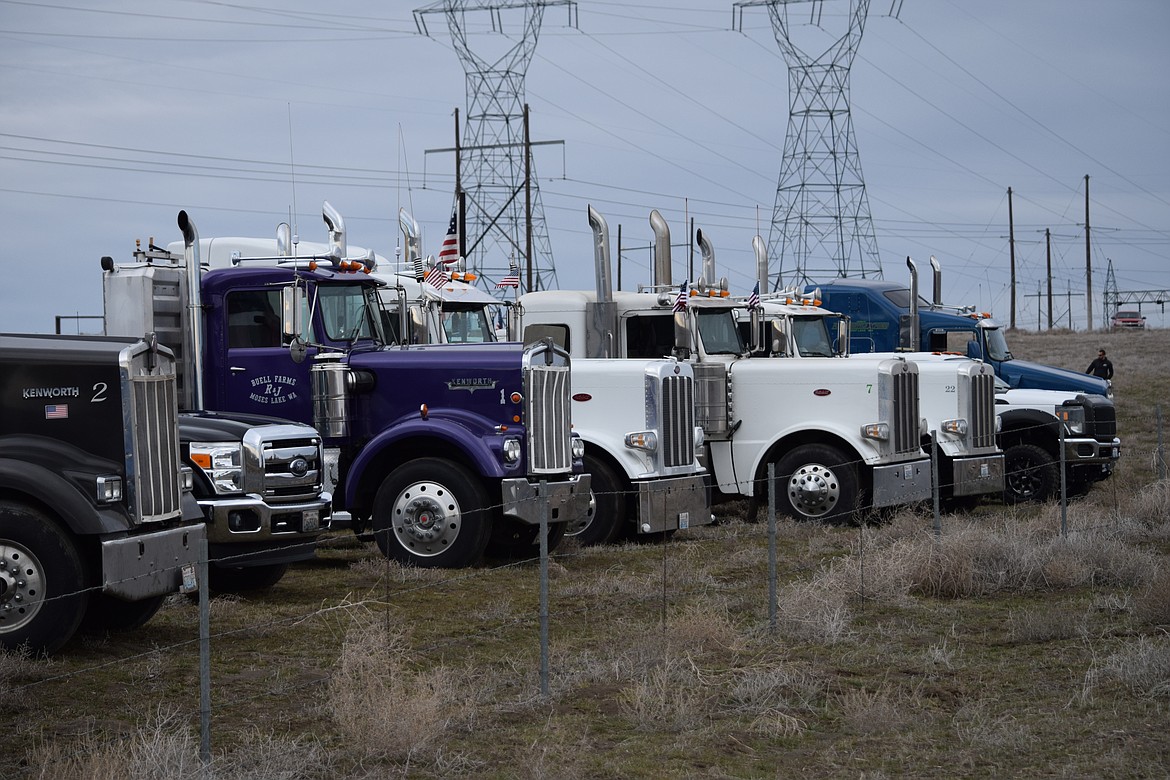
[1087,634,1170,699]
[27,706,330,779]
[1134,567,1170,626]
[326,615,475,764]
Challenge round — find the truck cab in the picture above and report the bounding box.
[807,258,1111,398]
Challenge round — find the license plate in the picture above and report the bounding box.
[678,511,690,530]
[302,510,320,532]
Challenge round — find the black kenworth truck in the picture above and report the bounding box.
[0,333,205,653]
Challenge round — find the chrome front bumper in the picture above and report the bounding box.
[501,474,592,526]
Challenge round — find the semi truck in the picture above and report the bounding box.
[519,207,932,523]
[806,257,1111,397]
[0,333,204,653]
[167,208,711,548]
[103,207,588,568]
[734,238,1004,508]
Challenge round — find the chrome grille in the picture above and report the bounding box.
[526,363,572,473]
[660,373,696,469]
[244,426,325,502]
[968,369,996,450]
[889,364,919,454]
[125,350,182,523]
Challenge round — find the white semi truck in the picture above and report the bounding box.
[518,207,932,522]
[735,240,1004,508]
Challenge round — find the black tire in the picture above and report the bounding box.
[372,458,492,569]
[567,454,626,547]
[485,519,567,560]
[1003,443,1060,504]
[0,501,89,654]
[773,444,860,523]
[81,593,165,634]
[209,563,290,593]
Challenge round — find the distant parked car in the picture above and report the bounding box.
[1111,309,1146,329]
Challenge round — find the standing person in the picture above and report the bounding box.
[1087,348,1114,380]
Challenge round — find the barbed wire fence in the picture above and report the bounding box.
[3,410,1166,770]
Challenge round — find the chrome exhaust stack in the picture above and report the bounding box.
[587,205,617,358]
[905,256,920,352]
[930,255,943,307]
[649,209,672,288]
[177,210,205,411]
[322,201,346,262]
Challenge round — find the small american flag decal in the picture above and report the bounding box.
[45,404,69,419]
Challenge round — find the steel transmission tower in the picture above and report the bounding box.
[734,0,885,290]
[415,0,575,292]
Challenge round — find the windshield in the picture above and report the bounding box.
[883,288,931,310]
[318,284,386,344]
[983,326,1012,361]
[442,304,496,344]
[791,316,834,357]
[696,309,746,355]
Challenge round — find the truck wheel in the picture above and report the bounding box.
[1003,443,1059,504]
[0,501,89,654]
[372,458,492,568]
[774,445,860,523]
[82,593,165,634]
[567,454,626,547]
[209,563,290,593]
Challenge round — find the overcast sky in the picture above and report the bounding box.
[2,0,1168,334]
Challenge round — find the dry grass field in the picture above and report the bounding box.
[3,328,1168,779]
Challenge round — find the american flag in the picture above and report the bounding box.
[496,262,520,289]
[672,280,688,312]
[747,281,761,309]
[45,404,69,419]
[412,254,425,282]
[437,210,460,265]
[425,264,450,289]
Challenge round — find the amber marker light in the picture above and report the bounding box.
[510,391,522,403]
[420,403,429,420]
[190,452,212,469]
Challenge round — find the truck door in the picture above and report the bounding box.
[218,288,315,426]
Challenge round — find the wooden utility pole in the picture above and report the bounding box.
[1045,228,1053,329]
[1084,174,1093,330]
[1008,186,1017,329]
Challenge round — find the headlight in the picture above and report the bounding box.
[571,436,586,460]
[1058,406,1086,435]
[861,422,889,441]
[189,441,244,494]
[502,437,522,463]
[941,418,969,436]
[624,431,659,452]
[95,475,122,503]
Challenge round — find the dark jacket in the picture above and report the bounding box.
[1087,356,1114,380]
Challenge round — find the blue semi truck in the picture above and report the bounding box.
[101,209,589,569]
[805,257,1111,398]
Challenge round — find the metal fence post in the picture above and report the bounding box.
[199,536,211,767]
[1059,425,1067,538]
[1157,405,1165,481]
[539,480,549,698]
[767,463,777,633]
[931,431,941,538]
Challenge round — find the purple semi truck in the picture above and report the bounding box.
[101,209,589,569]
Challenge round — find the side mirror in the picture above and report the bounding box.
[289,337,308,364]
[281,285,309,340]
